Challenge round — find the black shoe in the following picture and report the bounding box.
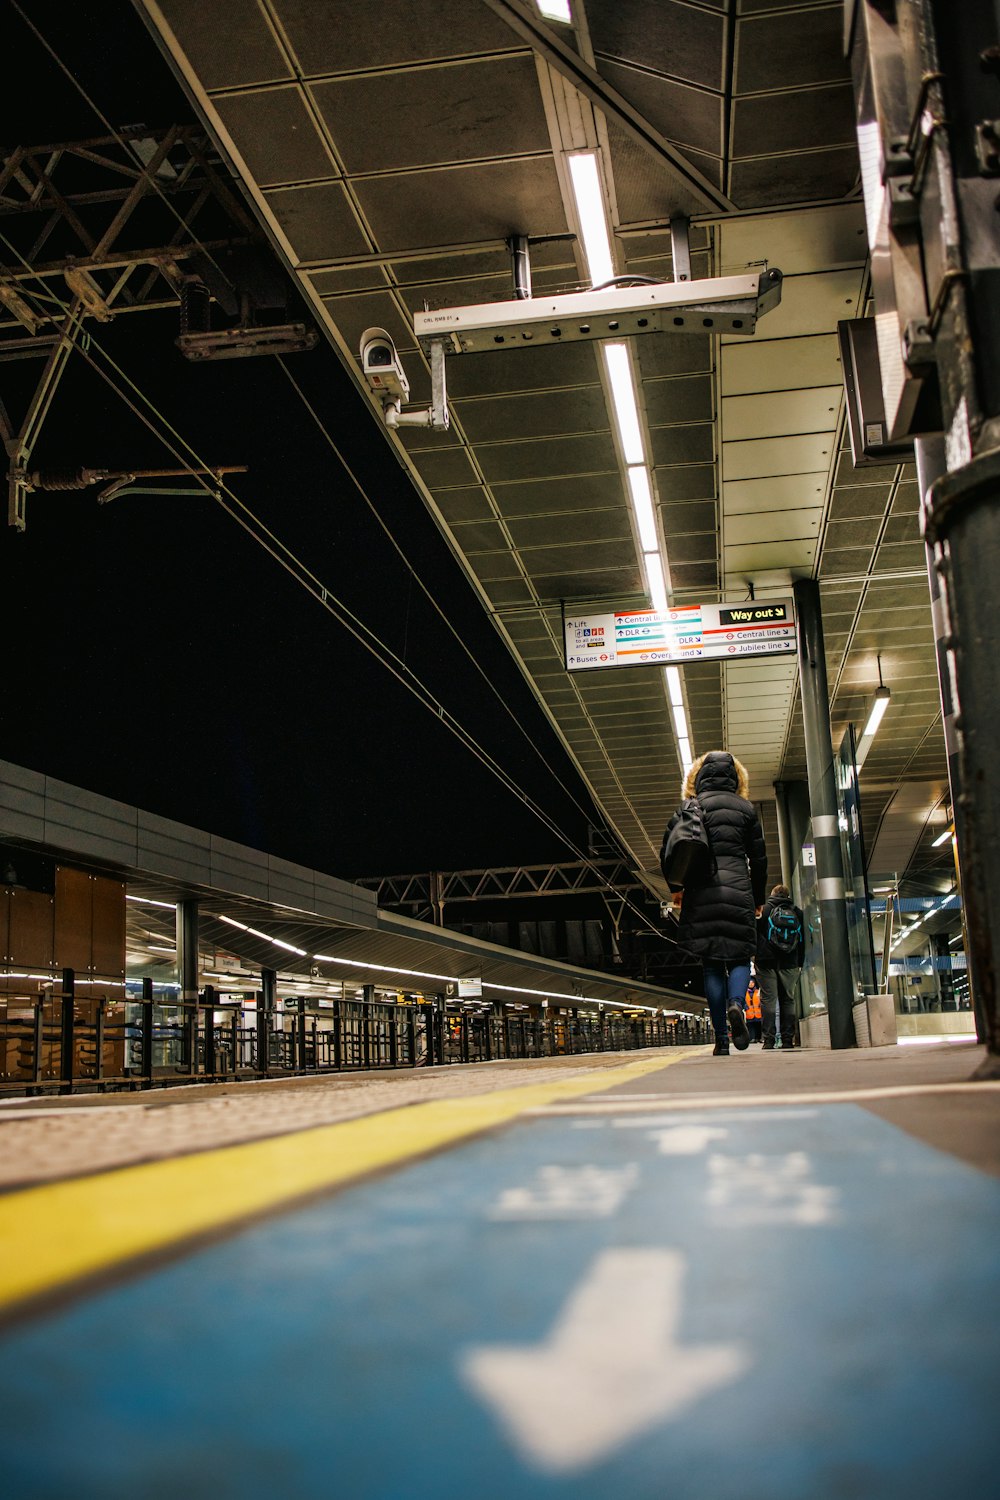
[762,1038,775,1050]
[780,1036,796,1050]
[712,1040,730,1056]
[727,1005,750,1051]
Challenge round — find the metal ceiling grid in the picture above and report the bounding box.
[137,0,949,901]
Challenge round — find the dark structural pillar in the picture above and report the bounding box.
[260,966,276,1074]
[176,899,199,1001]
[773,780,794,888]
[793,577,856,1048]
[915,438,985,1045]
[177,899,199,1073]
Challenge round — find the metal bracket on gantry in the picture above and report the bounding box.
[413,217,782,354]
[16,464,250,511]
[358,326,450,433]
[4,301,90,532]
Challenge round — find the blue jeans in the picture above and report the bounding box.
[703,959,751,1041]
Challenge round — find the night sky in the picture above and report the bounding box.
[0,1,608,882]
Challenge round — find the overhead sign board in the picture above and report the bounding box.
[563,600,796,672]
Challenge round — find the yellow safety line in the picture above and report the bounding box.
[0,1052,693,1311]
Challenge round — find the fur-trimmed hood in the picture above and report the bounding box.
[682,750,749,800]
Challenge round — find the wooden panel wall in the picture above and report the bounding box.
[53,868,126,979]
[5,888,55,969]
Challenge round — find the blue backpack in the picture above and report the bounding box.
[767,906,801,954]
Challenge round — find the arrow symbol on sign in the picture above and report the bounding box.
[460,1249,748,1473]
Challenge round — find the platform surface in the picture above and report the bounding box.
[1,1040,997,1498]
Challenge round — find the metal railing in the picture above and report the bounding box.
[0,972,712,1097]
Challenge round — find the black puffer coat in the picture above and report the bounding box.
[667,751,767,962]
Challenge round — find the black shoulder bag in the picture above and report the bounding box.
[659,797,715,892]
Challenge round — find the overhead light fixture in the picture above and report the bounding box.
[854,656,891,770]
[537,0,572,21]
[643,551,669,614]
[604,344,644,463]
[932,827,952,847]
[665,665,684,709]
[862,684,891,739]
[567,153,615,287]
[626,465,658,551]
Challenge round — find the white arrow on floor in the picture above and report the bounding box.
[460,1248,749,1473]
[649,1124,729,1155]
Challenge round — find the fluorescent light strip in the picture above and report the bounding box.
[126,895,176,909]
[644,551,669,613]
[932,828,952,847]
[604,344,644,464]
[312,951,456,984]
[678,736,693,772]
[216,913,306,955]
[482,979,656,1012]
[665,665,684,708]
[672,703,689,743]
[862,688,890,740]
[567,153,614,287]
[626,465,658,551]
[537,0,572,21]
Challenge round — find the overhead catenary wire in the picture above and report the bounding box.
[5,0,641,864]
[18,0,651,891]
[0,15,709,960]
[3,240,694,955]
[6,0,636,870]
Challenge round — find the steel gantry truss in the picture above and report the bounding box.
[355,860,644,925]
[0,125,257,528]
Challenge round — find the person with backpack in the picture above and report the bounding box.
[662,750,767,1056]
[755,883,805,1049]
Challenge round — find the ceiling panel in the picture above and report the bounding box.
[311,56,552,173]
[722,388,842,441]
[138,0,949,903]
[721,335,841,396]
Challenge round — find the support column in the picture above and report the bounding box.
[176,899,199,1074]
[915,437,985,1045]
[793,578,856,1048]
[260,966,276,1075]
[176,899,199,1001]
[924,455,1000,1065]
[773,780,793,889]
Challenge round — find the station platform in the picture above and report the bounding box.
[1,1039,998,1498]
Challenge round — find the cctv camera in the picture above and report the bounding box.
[359,327,409,404]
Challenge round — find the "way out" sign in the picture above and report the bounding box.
[564,599,796,672]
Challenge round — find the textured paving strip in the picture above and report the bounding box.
[0,1052,689,1312]
[0,1048,701,1189]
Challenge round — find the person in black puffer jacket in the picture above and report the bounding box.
[665,750,767,1055]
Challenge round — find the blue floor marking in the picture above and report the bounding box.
[1,1103,998,1499]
